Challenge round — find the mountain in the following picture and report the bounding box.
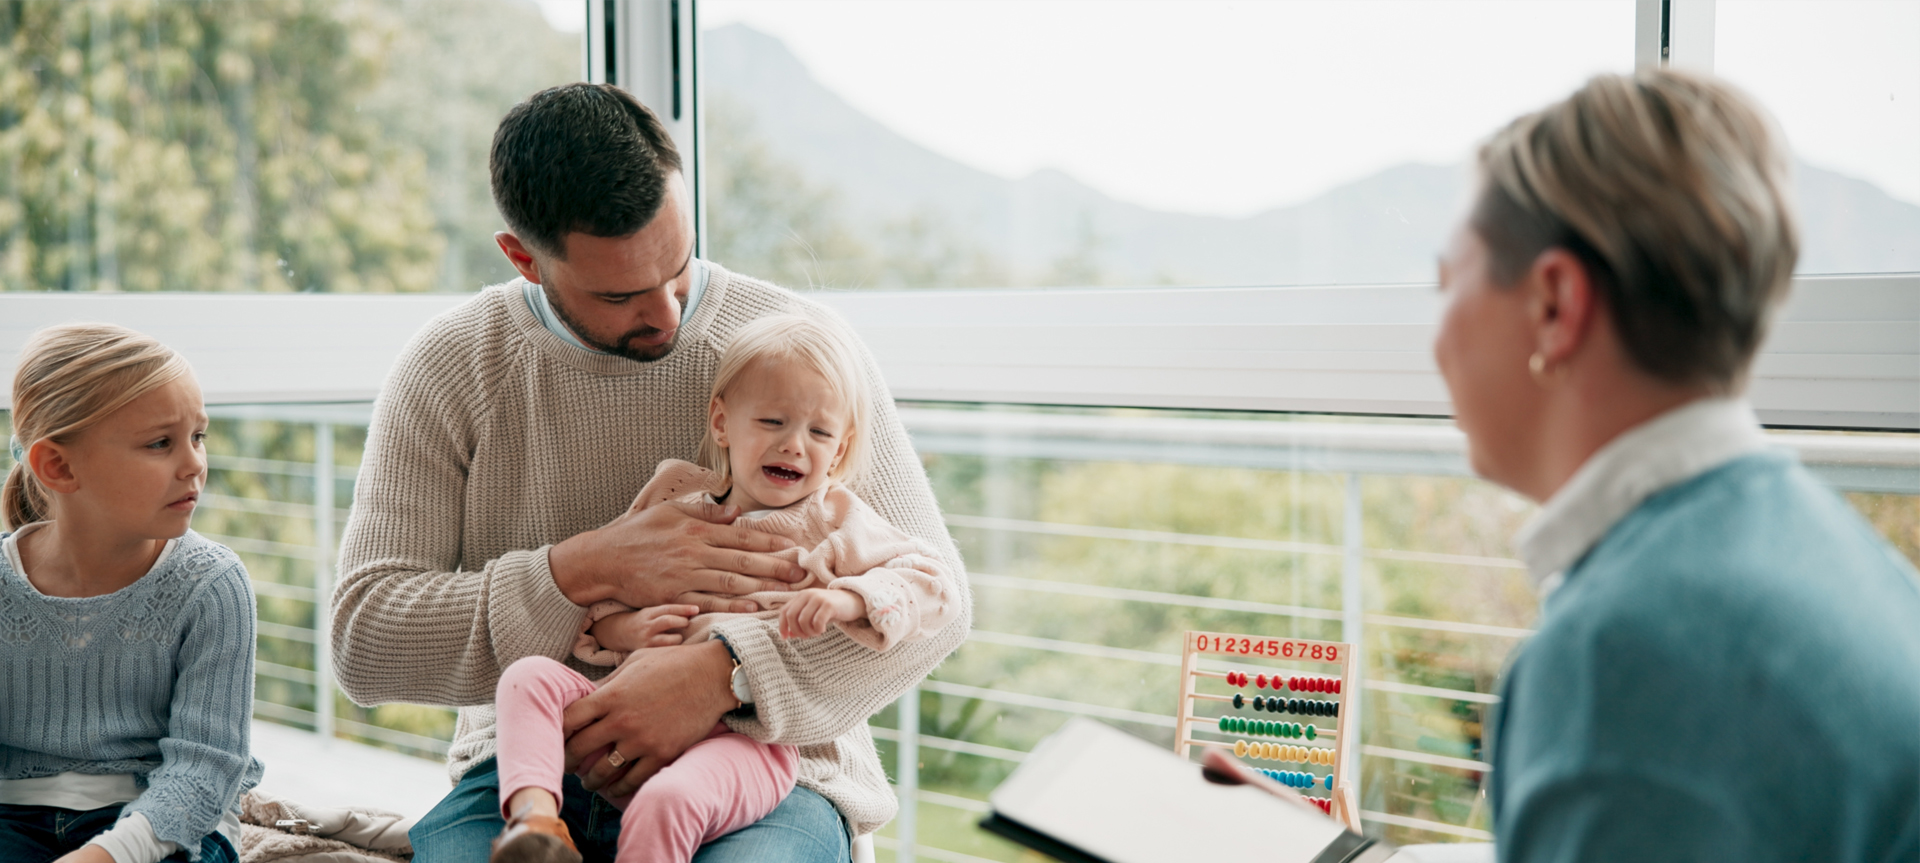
[702,23,1920,287]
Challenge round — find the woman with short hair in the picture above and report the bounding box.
[1433,70,1920,860]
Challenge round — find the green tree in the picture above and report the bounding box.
[0,1,445,293]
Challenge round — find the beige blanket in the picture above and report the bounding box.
[236,790,412,863]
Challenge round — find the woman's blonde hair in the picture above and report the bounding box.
[697,312,873,489]
[5,324,193,529]
[1472,69,1798,392]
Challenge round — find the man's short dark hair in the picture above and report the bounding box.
[491,83,684,259]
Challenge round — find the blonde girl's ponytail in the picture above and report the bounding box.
[4,324,193,531]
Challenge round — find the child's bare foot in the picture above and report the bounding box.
[490,796,578,863]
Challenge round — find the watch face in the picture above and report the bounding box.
[730,664,754,704]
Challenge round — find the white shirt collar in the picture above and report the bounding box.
[1514,397,1772,598]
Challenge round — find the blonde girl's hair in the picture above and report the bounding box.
[697,312,873,489]
[5,324,194,530]
[1471,68,1798,393]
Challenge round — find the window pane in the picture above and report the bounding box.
[1715,0,1920,274]
[701,0,1634,290]
[0,1,581,293]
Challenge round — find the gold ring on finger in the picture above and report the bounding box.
[606,748,626,768]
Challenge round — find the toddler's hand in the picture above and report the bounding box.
[591,604,700,651]
[779,588,867,640]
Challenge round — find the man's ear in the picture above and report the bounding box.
[494,232,543,286]
[27,440,80,495]
[1525,247,1599,371]
[708,396,729,449]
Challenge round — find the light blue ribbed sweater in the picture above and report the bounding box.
[0,529,263,860]
[1490,452,1920,861]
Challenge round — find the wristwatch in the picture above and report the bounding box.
[716,634,754,708]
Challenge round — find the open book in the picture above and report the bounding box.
[980,718,1402,863]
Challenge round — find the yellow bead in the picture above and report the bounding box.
[1235,739,1248,758]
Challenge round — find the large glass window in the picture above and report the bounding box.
[701,0,1634,290]
[0,1,581,294]
[1716,0,1920,275]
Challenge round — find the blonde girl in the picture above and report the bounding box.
[0,324,260,863]
[488,313,958,863]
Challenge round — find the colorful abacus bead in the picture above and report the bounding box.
[1305,724,1316,740]
[1233,693,1244,709]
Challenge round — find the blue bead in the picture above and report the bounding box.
[1323,774,1334,790]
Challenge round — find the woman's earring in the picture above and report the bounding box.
[1528,353,1549,381]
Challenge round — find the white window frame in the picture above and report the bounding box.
[3,0,1915,432]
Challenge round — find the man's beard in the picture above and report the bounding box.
[545,285,678,362]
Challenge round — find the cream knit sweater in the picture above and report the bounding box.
[330,267,970,835]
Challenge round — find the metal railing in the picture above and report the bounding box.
[13,403,1909,859]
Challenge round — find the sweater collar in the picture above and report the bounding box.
[1514,397,1771,598]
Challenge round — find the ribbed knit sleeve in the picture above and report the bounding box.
[713,302,972,749]
[124,545,262,861]
[332,298,586,708]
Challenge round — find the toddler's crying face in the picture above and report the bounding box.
[708,358,851,512]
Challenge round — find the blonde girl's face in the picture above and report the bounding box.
[709,359,851,512]
[33,375,208,539]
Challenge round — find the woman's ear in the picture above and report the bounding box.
[709,396,729,448]
[27,440,80,495]
[1525,247,1600,373]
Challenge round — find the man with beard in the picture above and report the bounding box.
[330,83,968,863]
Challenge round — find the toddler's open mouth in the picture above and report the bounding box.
[762,465,803,483]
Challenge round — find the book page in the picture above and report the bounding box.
[990,718,1350,863]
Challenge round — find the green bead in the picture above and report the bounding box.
[1232,717,1245,733]
[1306,724,1316,740]
[1218,716,1228,732]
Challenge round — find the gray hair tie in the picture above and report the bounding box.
[7,436,23,465]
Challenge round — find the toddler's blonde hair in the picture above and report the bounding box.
[697,312,872,489]
[5,324,193,529]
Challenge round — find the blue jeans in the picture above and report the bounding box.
[0,803,237,863]
[411,757,851,863]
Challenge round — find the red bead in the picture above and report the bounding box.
[1286,676,1297,691]
[1236,672,1248,687]
[1255,674,1268,690]
[1333,678,1342,694]
[1314,677,1326,692]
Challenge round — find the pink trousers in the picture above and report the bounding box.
[494,656,800,863]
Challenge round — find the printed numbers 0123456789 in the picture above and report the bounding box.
[1198,635,1338,662]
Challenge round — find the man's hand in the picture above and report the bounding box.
[591,604,701,652]
[550,499,805,612]
[562,639,738,800]
[779,588,867,640]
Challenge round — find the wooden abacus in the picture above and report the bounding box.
[1175,630,1361,831]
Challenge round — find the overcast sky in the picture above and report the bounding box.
[543,0,1919,215]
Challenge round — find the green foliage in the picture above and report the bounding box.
[0,0,576,294]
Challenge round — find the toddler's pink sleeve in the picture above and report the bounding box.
[803,487,960,651]
[572,600,634,666]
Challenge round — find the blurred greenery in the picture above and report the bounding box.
[0,0,575,293]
